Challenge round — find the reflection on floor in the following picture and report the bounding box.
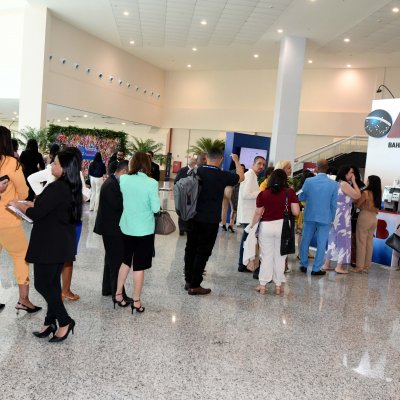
[1,204,400,400]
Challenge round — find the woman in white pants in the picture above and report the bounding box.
[88,152,106,212]
[250,169,299,295]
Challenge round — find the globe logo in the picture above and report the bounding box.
[364,109,392,138]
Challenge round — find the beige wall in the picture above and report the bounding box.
[46,17,165,128]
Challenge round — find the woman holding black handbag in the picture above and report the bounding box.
[250,169,299,295]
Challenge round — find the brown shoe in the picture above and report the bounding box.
[188,286,211,295]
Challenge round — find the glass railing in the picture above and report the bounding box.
[293,135,368,174]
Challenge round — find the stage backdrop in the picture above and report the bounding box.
[48,125,127,176]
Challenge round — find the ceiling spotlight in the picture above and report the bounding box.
[277,29,283,33]
[308,59,313,64]
[253,54,259,58]
[143,88,147,94]
[60,58,66,64]
[98,73,103,79]
[346,64,352,68]
[192,47,197,52]
[108,75,114,82]
[150,91,154,96]
[123,11,129,16]
[86,67,91,74]
[127,82,131,88]
[200,20,207,25]
[57,119,61,122]
[129,40,135,45]
[49,55,53,61]
[344,38,350,42]
[121,122,126,125]
[73,63,79,69]
[157,94,161,99]
[393,7,399,13]
[65,117,69,121]
[135,86,140,91]
[187,64,192,68]
[118,79,123,85]
[83,114,88,118]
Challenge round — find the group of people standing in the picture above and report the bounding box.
[1,124,384,342]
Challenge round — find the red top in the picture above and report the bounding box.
[256,188,299,222]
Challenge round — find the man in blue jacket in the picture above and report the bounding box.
[298,159,338,275]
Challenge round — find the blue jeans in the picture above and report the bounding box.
[300,221,330,272]
[238,224,249,267]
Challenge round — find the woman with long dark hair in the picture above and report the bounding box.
[249,169,299,295]
[353,175,382,273]
[10,149,82,342]
[88,151,106,212]
[323,165,361,274]
[0,126,41,313]
[19,138,45,200]
[115,152,160,313]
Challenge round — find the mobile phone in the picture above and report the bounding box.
[0,175,10,182]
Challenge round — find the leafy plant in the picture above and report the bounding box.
[189,137,225,154]
[127,137,163,155]
[17,126,49,152]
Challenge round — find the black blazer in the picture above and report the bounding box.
[19,150,45,177]
[25,180,76,264]
[174,166,189,184]
[93,174,123,236]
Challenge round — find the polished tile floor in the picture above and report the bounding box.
[1,197,400,399]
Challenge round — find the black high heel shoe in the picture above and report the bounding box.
[33,324,57,338]
[228,225,235,233]
[113,293,130,309]
[131,299,145,314]
[49,320,75,343]
[15,302,42,315]
[221,225,227,231]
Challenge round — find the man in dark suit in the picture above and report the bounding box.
[147,151,160,181]
[174,157,197,235]
[94,160,132,302]
[108,149,126,175]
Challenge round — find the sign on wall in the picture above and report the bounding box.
[364,99,400,187]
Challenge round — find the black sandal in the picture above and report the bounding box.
[131,299,145,314]
[113,293,129,309]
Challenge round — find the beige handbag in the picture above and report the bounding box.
[155,210,176,235]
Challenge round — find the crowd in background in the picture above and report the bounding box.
[0,124,383,343]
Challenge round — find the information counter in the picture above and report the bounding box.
[372,210,400,267]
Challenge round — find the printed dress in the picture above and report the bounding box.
[325,183,352,264]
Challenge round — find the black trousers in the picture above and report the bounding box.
[34,263,72,327]
[102,233,125,297]
[184,220,219,288]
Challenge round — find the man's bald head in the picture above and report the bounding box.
[316,159,329,173]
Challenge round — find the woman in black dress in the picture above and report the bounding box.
[10,149,82,342]
[19,139,45,200]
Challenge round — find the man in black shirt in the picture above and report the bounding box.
[147,151,160,181]
[108,149,126,175]
[184,148,244,295]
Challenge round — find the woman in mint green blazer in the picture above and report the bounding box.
[115,152,160,313]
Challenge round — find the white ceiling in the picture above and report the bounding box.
[18,0,400,71]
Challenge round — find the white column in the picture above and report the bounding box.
[18,5,50,130]
[269,36,306,166]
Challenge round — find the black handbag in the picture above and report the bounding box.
[155,210,176,235]
[280,190,296,256]
[385,232,400,253]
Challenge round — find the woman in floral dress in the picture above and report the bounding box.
[322,166,361,274]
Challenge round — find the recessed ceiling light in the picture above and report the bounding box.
[13,111,17,115]
[346,64,352,68]
[83,114,88,118]
[253,54,259,58]
[57,119,61,122]
[277,29,283,34]
[393,7,399,13]
[65,117,69,120]
[308,59,313,64]
[201,20,207,25]
[123,11,129,16]
[129,40,135,45]
[344,38,350,42]
[187,64,192,68]
[121,122,126,125]
[192,47,197,52]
